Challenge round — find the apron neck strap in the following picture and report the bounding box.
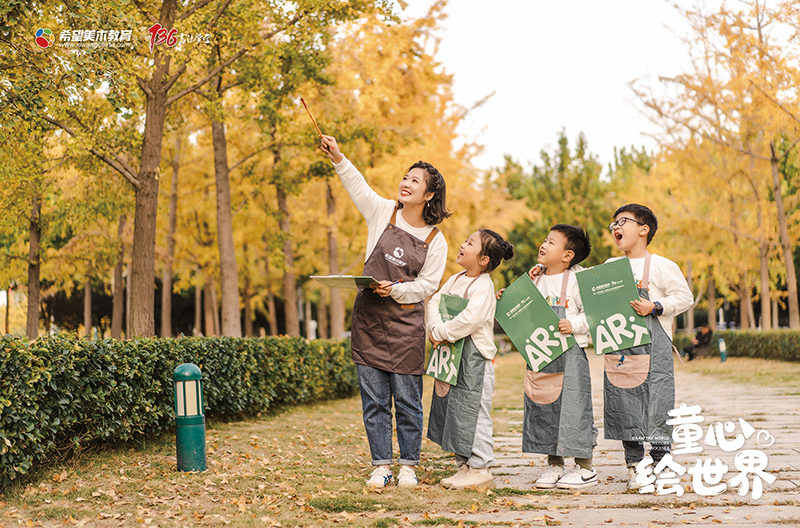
[390,206,439,245]
[449,271,481,298]
[640,252,652,290]
[558,269,570,307]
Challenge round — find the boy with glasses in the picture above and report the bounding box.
[605,204,693,490]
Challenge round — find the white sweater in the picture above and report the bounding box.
[427,272,498,360]
[607,254,694,338]
[333,155,448,304]
[535,270,590,348]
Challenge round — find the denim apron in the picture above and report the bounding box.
[603,253,674,444]
[350,207,440,375]
[522,270,594,459]
[427,272,487,458]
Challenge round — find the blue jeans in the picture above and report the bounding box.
[357,364,423,466]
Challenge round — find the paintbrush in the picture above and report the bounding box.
[300,98,323,137]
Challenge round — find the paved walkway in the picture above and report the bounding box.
[410,353,800,527]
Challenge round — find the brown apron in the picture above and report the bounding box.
[350,207,440,375]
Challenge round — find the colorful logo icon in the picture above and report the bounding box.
[35,28,54,48]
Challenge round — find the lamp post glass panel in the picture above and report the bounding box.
[173,363,207,471]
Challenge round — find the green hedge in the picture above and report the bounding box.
[673,329,800,362]
[0,334,357,486]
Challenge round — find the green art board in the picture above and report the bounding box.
[575,259,651,355]
[495,273,576,372]
[425,293,470,385]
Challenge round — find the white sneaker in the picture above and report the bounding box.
[440,463,469,489]
[627,466,642,490]
[557,465,598,489]
[366,467,393,488]
[449,466,495,490]
[535,465,565,489]
[396,465,418,488]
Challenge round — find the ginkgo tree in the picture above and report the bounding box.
[631,0,800,328]
[2,0,390,337]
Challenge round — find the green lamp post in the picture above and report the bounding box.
[173,363,206,472]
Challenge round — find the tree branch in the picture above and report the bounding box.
[206,0,234,31]
[230,145,271,173]
[39,115,141,189]
[90,148,142,189]
[220,79,243,93]
[178,0,215,22]
[165,14,302,106]
[136,76,153,98]
[749,80,800,129]
[132,0,160,25]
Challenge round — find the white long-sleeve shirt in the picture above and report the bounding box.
[535,270,590,348]
[427,272,498,360]
[607,254,694,338]
[333,155,448,304]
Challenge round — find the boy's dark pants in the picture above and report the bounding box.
[623,441,671,467]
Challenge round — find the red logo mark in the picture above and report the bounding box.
[148,23,178,53]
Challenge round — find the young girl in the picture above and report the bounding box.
[427,229,514,490]
[320,135,450,489]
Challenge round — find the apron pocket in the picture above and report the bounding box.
[435,379,451,397]
[605,354,650,388]
[525,371,564,405]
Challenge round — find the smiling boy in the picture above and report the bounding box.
[520,225,597,489]
[605,204,693,489]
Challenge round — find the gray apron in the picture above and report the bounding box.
[427,272,487,458]
[350,207,440,375]
[522,270,594,458]
[603,253,674,443]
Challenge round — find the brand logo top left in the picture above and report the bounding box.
[35,28,55,48]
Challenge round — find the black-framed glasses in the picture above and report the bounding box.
[609,217,646,231]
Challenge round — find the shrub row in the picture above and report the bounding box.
[0,334,357,486]
[673,329,800,362]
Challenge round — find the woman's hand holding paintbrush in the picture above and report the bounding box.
[320,135,343,164]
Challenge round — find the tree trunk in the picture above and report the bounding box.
[211,118,241,337]
[84,280,92,338]
[5,287,10,334]
[318,289,328,339]
[111,215,126,339]
[276,184,299,336]
[772,298,779,328]
[211,280,220,334]
[26,198,41,340]
[769,141,799,328]
[194,267,202,335]
[203,282,216,336]
[327,183,345,338]
[738,276,749,330]
[161,135,181,337]
[707,273,716,330]
[305,299,313,339]
[265,254,278,335]
[126,261,131,337]
[243,243,253,337]
[759,241,771,330]
[128,1,176,337]
[686,260,695,333]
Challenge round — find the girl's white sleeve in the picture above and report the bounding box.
[657,259,694,317]
[430,283,495,344]
[427,285,446,334]
[391,233,448,304]
[333,155,394,227]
